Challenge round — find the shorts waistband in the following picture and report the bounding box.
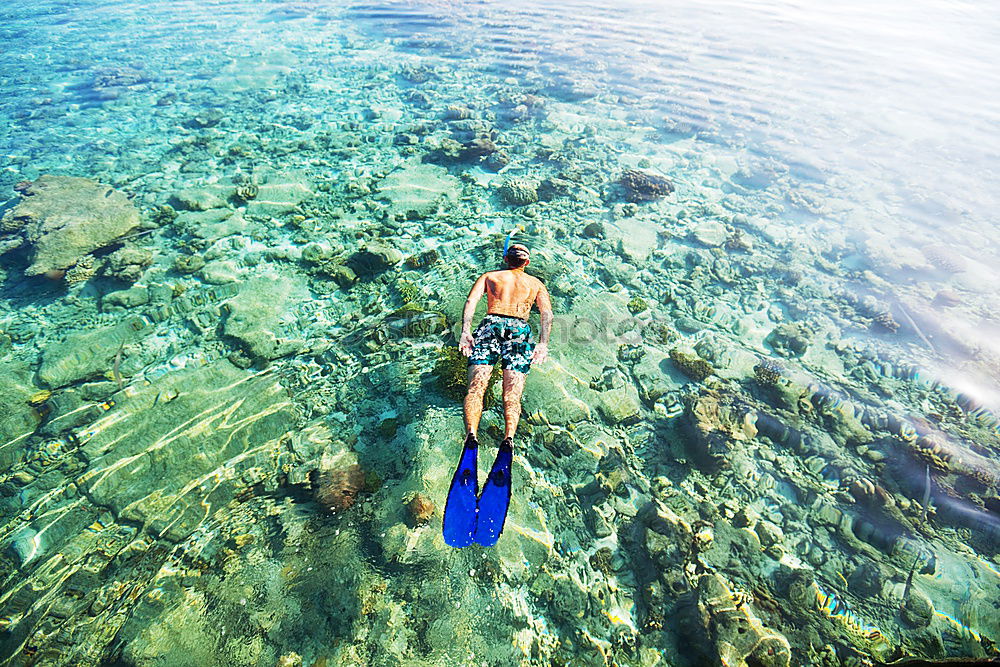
[485,313,528,323]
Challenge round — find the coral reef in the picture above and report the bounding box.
[669,347,715,382]
[498,177,539,205]
[234,183,259,203]
[870,309,900,333]
[627,295,648,314]
[764,322,812,357]
[753,358,783,386]
[64,254,99,286]
[404,248,439,269]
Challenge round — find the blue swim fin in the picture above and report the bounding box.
[473,438,513,547]
[443,434,479,547]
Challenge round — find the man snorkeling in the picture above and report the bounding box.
[442,234,552,547]
[460,240,552,446]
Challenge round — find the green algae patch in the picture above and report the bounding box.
[433,345,470,401]
[433,345,500,407]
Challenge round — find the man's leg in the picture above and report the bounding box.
[501,369,527,441]
[464,365,494,437]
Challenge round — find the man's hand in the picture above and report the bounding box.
[532,342,549,364]
[459,331,475,357]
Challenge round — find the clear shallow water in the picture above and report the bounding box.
[1,1,999,665]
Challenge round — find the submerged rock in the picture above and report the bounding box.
[931,288,962,308]
[444,104,473,120]
[406,493,435,527]
[691,220,728,247]
[0,361,43,465]
[103,244,154,283]
[244,178,313,218]
[383,303,447,339]
[901,589,934,628]
[347,244,403,277]
[682,391,757,469]
[315,461,366,513]
[37,315,149,389]
[695,572,791,667]
[596,386,641,424]
[173,208,243,241]
[0,174,140,277]
[198,259,241,285]
[102,285,150,309]
[301,242,332,264]
[329,264,357,288]
[582,221,606,238]
[76,358,302,539]
[173,253,206,274]
[375,161,460,219]
[643,502,693,571]
[222,274,307,361]
[847,561,883,598]
[170,187,228,211]
[619,169,674,202]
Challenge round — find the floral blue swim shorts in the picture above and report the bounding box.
[467,314,535,374]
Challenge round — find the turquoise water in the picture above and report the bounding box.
[1,0,999,665]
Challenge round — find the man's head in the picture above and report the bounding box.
[505,243,530,269]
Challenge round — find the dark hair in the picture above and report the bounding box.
[505,245,529,268]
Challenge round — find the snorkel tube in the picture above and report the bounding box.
[503,225,525,259]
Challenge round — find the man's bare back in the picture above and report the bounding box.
[482,269,544,320]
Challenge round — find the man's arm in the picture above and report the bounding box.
[459,273,488,356]
[533,282,553,363]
